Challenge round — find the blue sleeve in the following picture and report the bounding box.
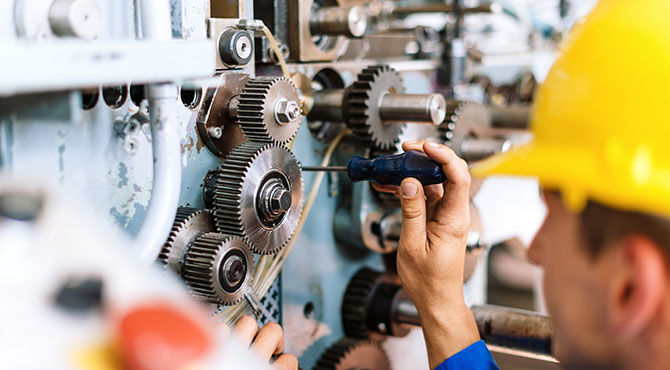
[434,340,499,370]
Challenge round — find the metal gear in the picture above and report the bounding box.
[181,232,253,305]
[236,76,302,145]
[158,207,215,272]
[343,65,405,150]
[441,102,489,150]
[341,267,384,339]
[314,338,391,370]
[437,99,465,143]
[213,141,304,255]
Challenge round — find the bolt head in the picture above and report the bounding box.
[274,98,301,125]
[208,126,223,139]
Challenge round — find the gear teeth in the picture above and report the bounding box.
[438,99,465,143]
[181,232,252,305]
[342,267,383,339]
[237,76,302,145]
[213,141,304,255]
[158,207,207,265]
[314,338,391,370]
[344,65,404,150]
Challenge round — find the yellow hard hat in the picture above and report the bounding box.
[471,0,670,216]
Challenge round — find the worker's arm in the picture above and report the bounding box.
[372,141,482,369]
[233,316,298,370]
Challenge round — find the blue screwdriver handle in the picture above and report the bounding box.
[347,150,447,186]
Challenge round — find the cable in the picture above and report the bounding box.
[261,25,289,78]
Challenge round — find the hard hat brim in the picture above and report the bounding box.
[470,142,670,217]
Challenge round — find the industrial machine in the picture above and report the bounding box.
[0,0,595,368]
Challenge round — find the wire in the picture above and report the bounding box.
[261,25,290,78]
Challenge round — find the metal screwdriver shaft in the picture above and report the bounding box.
[301,166,347,172]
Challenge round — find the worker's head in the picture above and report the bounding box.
[471,0,670,368]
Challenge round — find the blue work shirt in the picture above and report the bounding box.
[434,340,499,370]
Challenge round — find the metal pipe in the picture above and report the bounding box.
[378,93,447,125]
[309,89,345,122]
[309,6,367,38]
[488,105,531,130]
[134,0,182,264]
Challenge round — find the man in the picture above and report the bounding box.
[374,0,670,368]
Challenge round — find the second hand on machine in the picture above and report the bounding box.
[301,150,447,186]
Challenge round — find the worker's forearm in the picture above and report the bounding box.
[418,303,481,369]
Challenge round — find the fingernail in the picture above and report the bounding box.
[405,140,417,145]
[401,181,418,197]
[427,142,440,148]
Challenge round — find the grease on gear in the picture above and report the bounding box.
[236,76,302,145]
[181,232,253,305]
[213,141,304,255]
[158,207,215,272]
[343,65,405,150]
[314,338,391,370]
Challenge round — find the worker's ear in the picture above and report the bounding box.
[609,236,666,341]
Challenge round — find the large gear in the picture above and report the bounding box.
[236,76,302,145]
[181,232,253,305]
[213,141,304,255]
[158,207,215,272]
[343,65,405,150]
[314,338,391,370]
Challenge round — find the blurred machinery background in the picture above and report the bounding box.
[0,0,596,368]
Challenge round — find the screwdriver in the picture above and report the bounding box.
[301,150,447,186]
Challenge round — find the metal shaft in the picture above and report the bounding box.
[488,105,531,130]
[460,138,511,162]
[393,297,554,355]
[392,3,499,16]
[309,6,367,38]
[309,89,345,122]
[378,93,447,125]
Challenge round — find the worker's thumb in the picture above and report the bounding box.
[399,178,427,244]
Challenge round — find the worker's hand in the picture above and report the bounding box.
[371,141,479,368]
[233,316,298,370]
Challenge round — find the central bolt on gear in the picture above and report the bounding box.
[343,65,405,150]
[314,338,391,370]
[181,232,253,305]
[213,141,304,254]
[236,76,302,145]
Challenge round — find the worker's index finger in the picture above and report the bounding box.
[421,142,471,226]
[401,140,428,152]
[421,142,469,187]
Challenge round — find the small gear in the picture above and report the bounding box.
[236,76,302,145]
[437,99,465,143]
[343,65,405,150]
[181,232,253,305]
[341,267,383,339]
[314,338,391,370]
[158,207,215,272]
[442,102,489,151]
[213,141,304,255]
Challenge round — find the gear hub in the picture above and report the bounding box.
[213,141,304,254]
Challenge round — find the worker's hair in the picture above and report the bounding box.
[580,201,670,257]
